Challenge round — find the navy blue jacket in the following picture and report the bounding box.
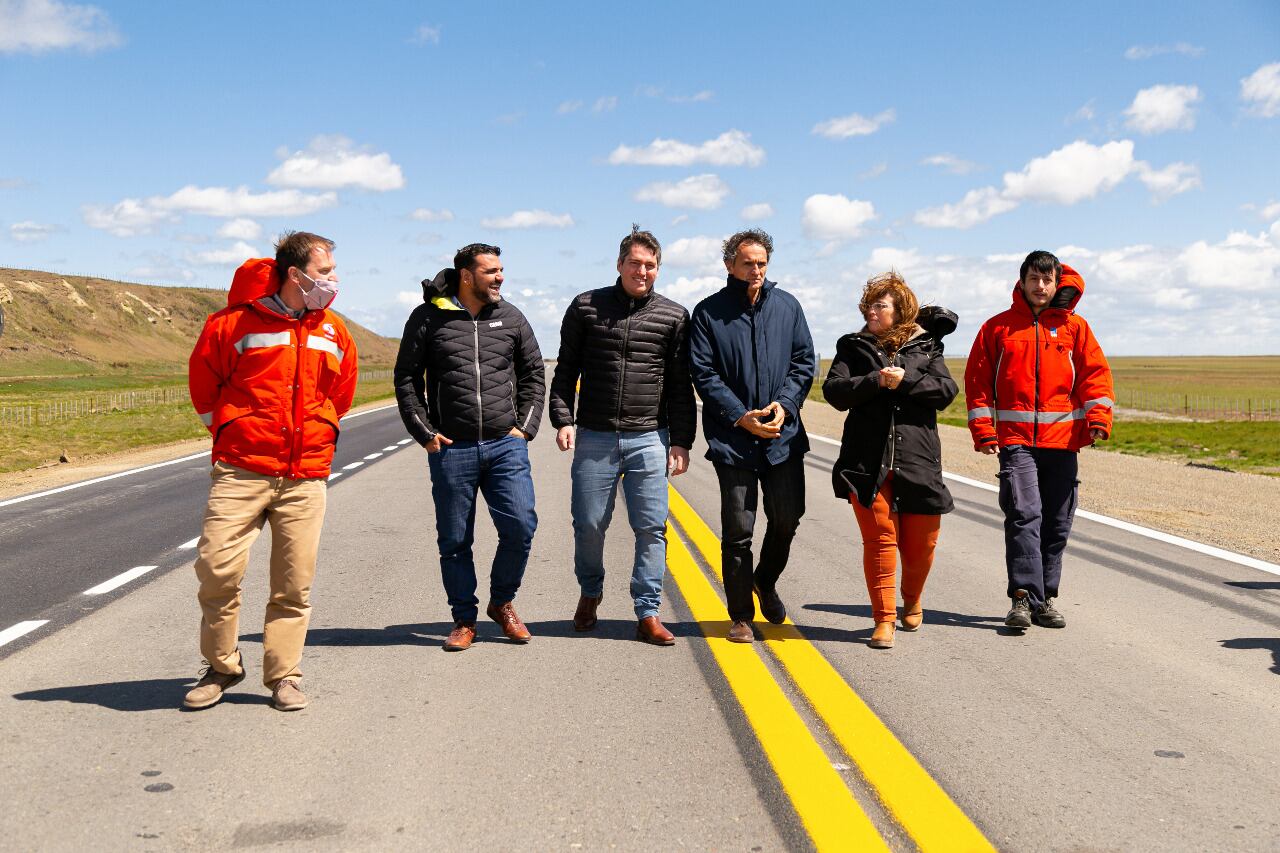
[688,277,816,470]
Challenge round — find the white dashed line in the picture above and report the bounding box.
[84,566,159,596]
[381,445,398,452]
[363,453,383,460]
[397,439,412,446]
[0,620,49,647]
[328,472,343,481]
[342,461,364,471]
[179,537,200,550]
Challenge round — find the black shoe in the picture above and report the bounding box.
[754,583,786,625]
[1005,590,1032,630]
[1034,598,1066,628]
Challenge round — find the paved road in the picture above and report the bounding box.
[1,405,1278,851]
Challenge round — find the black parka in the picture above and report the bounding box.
[394,292,545,446]
[822,306,958,514]
[549,280,696,448]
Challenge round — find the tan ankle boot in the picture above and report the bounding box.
[869,621,896,649]
[900,600,923,632]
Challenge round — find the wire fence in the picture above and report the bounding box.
[1116,389,1280,421]
[0,370,394,427]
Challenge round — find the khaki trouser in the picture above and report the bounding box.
[194,461,327,687]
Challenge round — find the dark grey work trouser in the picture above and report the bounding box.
[997,445,1079,608]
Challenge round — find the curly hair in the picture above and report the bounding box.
[859,270,920,355]
[722,228,773,265]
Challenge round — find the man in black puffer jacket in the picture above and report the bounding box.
[549,225,696,645]
[394,243,545,652]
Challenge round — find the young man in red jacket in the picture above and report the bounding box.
[185,232,357,710]
[965,250,1113,631]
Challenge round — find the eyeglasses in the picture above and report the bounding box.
[867,302,894,312]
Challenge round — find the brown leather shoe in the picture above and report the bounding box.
[443,621,476,651]
[183,663,245,709]
[727,621,754,643]
[636,615,675,646]
[869,621,896,649]
[573,594,603,632]
[486,601,532,643]
[900,599,923,632]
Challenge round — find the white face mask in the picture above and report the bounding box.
[298,271,339,310]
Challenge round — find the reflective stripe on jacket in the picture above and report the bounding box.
[964,264,1113,452]
[188,257,359,479]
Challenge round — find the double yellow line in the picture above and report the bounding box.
[666,485,993,852]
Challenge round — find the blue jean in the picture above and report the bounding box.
[571,428,670,619]
[427,435,537,623]
[997,445,1079,608]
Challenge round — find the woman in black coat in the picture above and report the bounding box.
[822,272,958,649]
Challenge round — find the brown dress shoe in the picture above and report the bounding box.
[727,621,754,643]
[486,601,532,643]
[636,615,675,645]
[869,621,896,649]
[443,621,476,651]
[573,594,603,632]
[900,599,923,632]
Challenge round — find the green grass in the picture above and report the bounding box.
[811,355,1280,476]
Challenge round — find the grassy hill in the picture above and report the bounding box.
[0,266,400,377]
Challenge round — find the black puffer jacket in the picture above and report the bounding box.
[549,280,697,448]
[394,292,545,445]
[822,306,958,514]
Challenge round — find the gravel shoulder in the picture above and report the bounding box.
[802,401,1280,565]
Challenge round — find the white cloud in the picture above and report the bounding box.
[394,290,421,307]
[670,90,714,103]
[411,23,440,45]
[217,218,261,240]
[593,96,617,112]
[921,153,980,175]
[670,214,689,226]
[634,174,730,210]
[1124,84,1201,134]
[811,109,896,139]
[410,207,454,222]
[858,162,888,179]
[267,135,404,191]
[1135,161,1201,201]
[83,185,337,235]
[187,241,259,267]
[1070,100,1097,123]
[1124,42,1205,60]
[914,187,1019,229]
[1180,230,1280,290]
[10,220,59,242]
[664,236,725,274]
[802,194,876,240]
[1003,140,1136,204]
[82,198,178,236]
[608,130,764,167]
[1241,62,1280,118]
[0,0,121,53]
[480,209,574,229]
[1259,201,1280,221]
[740,202,774,220]
[659,275,723,308]
[556,100,583,115]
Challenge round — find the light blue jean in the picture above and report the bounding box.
[571,428,670,619]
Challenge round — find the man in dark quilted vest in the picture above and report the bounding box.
[549,225,697,645]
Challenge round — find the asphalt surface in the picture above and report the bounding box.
[1,404,1278,851]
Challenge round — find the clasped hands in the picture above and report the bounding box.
[735,401,787,439]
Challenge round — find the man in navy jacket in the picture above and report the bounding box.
[688,229,816,642]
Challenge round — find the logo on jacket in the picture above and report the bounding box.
[323,323,336,338]
[488,320,504,328]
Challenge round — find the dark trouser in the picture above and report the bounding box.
[713,454,806,622]
[427,435,538,623]
[997,445,1079,608]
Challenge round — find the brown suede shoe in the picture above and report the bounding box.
[727,621,754,643]
[486,601,532,643]
[869,621,896,649]
[900,599,923,632]
[443,621,477,651]
[636,615,675,646]
[271,677,308,711]
[573,594,603,632]
[182,663,245,710]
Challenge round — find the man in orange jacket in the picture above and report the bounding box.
[965,250,1113,631]
[185,231,357,710]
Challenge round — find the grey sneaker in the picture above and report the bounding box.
[1034,598,1067,628]
[271,677,308,711]
[1005,590,1032,630]
[183,663,245,709]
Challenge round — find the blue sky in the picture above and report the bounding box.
[2,0,1279,357]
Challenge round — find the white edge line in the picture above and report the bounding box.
[0,620,49,647]
[84,565,158,596]
[342,461,364,471]
[381,445,399,452]
[397,438,413,445]
[0,404,399,509]
[178,536,200,550]
[328,472,343,481]
[807,429,1280,576]
[363,453,383,460]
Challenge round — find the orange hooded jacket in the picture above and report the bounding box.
[964,264,1113,452]
[188,258,358,479]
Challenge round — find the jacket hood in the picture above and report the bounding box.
[917,305,958,339]
[228,258,280,307]
[1012,262,1084,313]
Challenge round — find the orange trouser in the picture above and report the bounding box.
[850,473,941,624]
